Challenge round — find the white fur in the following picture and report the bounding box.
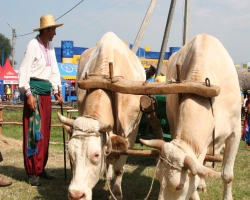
[158,34,241,200]
[67,32,145,200]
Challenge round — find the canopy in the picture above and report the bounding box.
[61,76,71,86]
[236,67,250,91]
[58,63,77,80]
[0,59,18,84]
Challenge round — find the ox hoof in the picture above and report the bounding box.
[197,186,207,193]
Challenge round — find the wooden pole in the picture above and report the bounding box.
[183,0,190,45]
[109,149,223,162]
[156,0,177,76]
[132,0,158,54]
[58,86,67,181]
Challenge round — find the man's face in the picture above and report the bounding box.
[46,27,56,41]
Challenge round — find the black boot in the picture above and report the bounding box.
[39,170,56,180]
[28,175,41,186]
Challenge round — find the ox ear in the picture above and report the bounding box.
[99,122,112,133]
[62,124,73,137]
[197,164,221,178]
[57,112,74,126]
[110,135,129,151]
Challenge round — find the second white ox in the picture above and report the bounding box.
[58,32,146,200]
[140,34,241,200]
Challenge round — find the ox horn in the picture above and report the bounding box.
[62,124,71,132]
[139,139,165,151]
[57,112,74,126]
[62,124,73,137]
[184,156,198,176]
[99,122,112,132]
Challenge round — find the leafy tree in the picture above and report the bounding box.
[0,33,12,66]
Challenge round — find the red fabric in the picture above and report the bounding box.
[242,117,248,140]
[0,59,18,82]
[23,95,51,176]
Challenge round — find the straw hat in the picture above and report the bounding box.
[33,14,63,32]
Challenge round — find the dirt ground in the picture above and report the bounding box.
[0,135,22,151]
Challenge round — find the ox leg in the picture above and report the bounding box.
[105,164,113,183]
[111,155,128,200]
[222,129,241,200]
[189,191,200,200]
[197,178,207,193]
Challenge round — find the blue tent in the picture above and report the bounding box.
[0,79,3,101]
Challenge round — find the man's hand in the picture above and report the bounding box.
[27,94,36,111]
[54,93,64,105]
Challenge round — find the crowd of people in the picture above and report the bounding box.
[3,84,21,102]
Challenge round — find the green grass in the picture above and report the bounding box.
[1,107,250,200]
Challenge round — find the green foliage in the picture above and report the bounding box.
[0,33,12,66]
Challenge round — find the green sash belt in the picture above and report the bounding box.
[27,78,52,157]
[30,78,52,95]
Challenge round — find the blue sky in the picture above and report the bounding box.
[1,0,250,69]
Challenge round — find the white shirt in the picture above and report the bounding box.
[18,37,61,94]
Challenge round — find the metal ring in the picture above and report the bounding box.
[205,78,210,87]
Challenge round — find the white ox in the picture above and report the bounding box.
[58,32,146,200]
[140,34,241,200]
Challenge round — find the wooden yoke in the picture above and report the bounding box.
[78,76,220,98]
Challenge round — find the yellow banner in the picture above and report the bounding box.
[72,55,81,64]
[140,58,168,69]
[62,58,73,64]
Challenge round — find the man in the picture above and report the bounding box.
[19,14,63,186]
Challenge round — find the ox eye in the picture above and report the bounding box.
[91,152,101,164]
[94,153,99,158]
[176,184,184,190]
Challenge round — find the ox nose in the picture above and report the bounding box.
[68,190,86,200]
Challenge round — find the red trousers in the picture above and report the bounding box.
[23,95,51,176]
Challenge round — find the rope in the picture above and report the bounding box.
[106,173,117,200]
[144,159,161,200]
[104,152,117,200]
[144,155,184,200]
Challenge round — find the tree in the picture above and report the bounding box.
[0,33,12,66]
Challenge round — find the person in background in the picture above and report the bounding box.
[70,84,76,96]
[241,90,245,118]
[243,102,250,148]
[5,85,11,101]
[244,94,250,117]
[18,14,63,186]
[0,151,12,187]
[13,85,21,102]
[243,94,248,117]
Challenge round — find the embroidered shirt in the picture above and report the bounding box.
[18,37,61,94]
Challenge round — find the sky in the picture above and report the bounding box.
[1,0,250,69]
